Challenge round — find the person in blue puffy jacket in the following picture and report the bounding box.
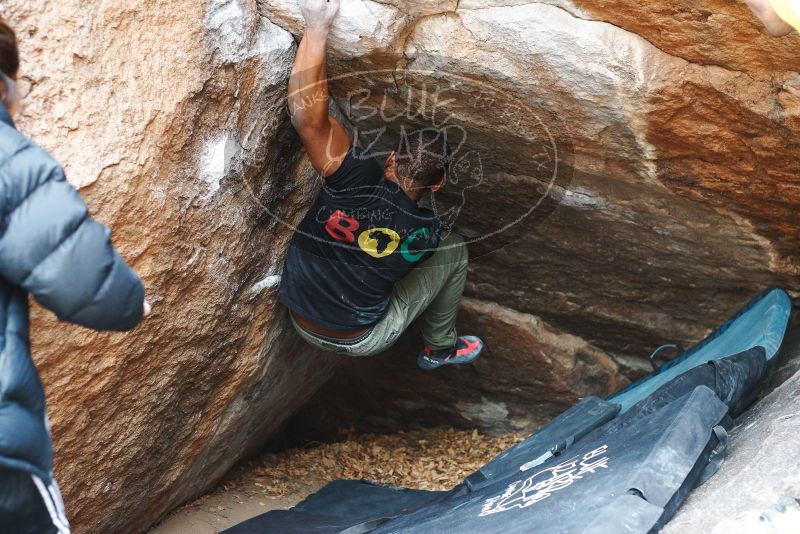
[0,17,148,534]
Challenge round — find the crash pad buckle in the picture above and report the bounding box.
[551,440,567,455]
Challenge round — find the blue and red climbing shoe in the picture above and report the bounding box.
[417,336,484,370]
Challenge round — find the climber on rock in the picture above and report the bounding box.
[277,0,484,369]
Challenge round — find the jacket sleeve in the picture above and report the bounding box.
[0,142,144,331]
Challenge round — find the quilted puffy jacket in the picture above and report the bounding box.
[0,102,144,531]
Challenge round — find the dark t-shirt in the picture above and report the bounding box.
[278,145,441,330]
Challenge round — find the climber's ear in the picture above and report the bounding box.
[430,174,445,194]
[385,151,397,179]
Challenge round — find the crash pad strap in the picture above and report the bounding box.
[519,435,576,472]
[694,425,728,487]
[649,344,684,372]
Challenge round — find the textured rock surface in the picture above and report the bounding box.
[3,0,800,532]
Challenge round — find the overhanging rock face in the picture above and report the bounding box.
[263,0,800,434]
[2,0,799,532]
[259,0,800,359]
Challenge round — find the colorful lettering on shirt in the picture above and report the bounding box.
[400,227,431,263]
[323,211,434,262]
[358,228,401,258]
[325,210,360,243]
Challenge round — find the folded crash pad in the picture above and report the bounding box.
[609,287,791,411]
[465,345,768,494]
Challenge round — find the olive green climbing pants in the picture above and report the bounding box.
[291,232,468,357]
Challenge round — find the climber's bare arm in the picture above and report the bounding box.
[289,0,350,177]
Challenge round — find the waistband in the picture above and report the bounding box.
[291,315,374,346]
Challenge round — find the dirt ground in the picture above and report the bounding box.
[149,428,526,533]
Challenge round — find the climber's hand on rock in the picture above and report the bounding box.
[300,0,340,32]
[143,299,151,318]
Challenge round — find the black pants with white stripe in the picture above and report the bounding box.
[0,467,69,534]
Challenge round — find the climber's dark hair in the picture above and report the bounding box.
[395,128,452,188]
[0,17,19,79]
